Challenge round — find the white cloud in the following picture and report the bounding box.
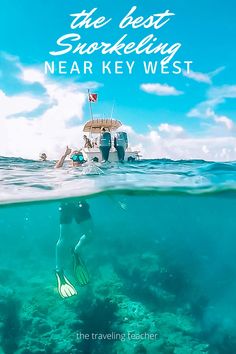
[214,116,234,130]
[0,90,42,118]
[189,106,234,131]
[158,123,184,136]
[20,67,46,84]
[117,123,236,161]
[208,85,236,100]
[183,66,225,84]
[140,83,183,96]
[125,127,236,161]
[209,66,225,78]
[202,145,209,154]
[188,84,236,132]
[188,99,218,119]
[0,58,101,159]
[183,70,212,84]
[117,124,135,134]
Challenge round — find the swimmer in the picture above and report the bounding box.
[55,146,92,298]
[54,146,126,298]
[39,153,47,161]
[55,146,85,169]
[55,199,93,298]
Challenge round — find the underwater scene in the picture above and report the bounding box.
[1,157,236,354]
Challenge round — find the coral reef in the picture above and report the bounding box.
[0,284,21,354]
[0,252,209,353]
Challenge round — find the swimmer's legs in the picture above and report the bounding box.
[74,219,94,254]
[55,224,78,298]
[56,224,74,272]
[72,219,93,286]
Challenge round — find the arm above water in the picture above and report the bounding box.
[55,146,72,168]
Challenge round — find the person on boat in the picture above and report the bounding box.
[83,135,92,149]
[91,137,98,148]
[99,127,112,162]
[54,146,92,298]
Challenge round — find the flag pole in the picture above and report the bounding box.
[88,89,94,121]
[111,100,115,119]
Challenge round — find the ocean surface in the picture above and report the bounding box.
[1,157,236,354]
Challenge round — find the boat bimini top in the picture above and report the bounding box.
[83,118,122,133]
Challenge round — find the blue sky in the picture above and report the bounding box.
[0,0,236,160]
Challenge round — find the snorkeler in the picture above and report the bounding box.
[54,146,126,298]
[39,153,47,161]
[55,200,93,298]
[83,135,92,149]
[55,146,92,298]
[55,146,85,168]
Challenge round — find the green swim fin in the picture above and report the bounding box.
[73,252,89,286]
[55,270,77,298]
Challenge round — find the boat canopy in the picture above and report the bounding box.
[83,119,122,133]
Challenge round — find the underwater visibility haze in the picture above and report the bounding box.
[1,157,236,353]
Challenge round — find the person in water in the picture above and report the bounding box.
[55,146,85,168]
[55,146,93,298]
[39,153,47,161]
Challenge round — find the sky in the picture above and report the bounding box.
[0,0,236,161]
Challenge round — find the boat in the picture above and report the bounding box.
[81,118,140,162]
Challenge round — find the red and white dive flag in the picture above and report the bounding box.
[88,93,98,102]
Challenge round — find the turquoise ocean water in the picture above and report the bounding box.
[1,157,236,353]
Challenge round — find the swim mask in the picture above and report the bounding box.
[70,154,85,163]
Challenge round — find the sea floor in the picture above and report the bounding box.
[0,244,210,354]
